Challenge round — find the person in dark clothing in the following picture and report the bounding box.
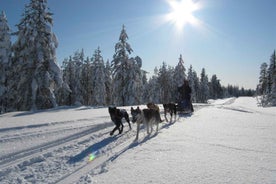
[178,79,194,112]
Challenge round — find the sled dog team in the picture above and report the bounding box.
[108,102,177,140]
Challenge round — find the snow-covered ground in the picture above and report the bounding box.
[0,97,275,184]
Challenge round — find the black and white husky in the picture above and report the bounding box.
[108,107,131,136]
[131,106,163,140]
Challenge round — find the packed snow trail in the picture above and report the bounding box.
[0,97,275,184]
[88,97,276,184]
[0,122,112,168]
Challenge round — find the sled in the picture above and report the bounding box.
[176,99,193,115]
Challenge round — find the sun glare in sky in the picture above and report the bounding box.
[165,0,201,31]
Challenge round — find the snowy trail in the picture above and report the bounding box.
[0,101,228,184]
[90,98,275,184]
[55,129,136,184]
[56,121,181,184]
[1,105,157,183]
[1,98,275,184]
[0,107,116,183]
[51,103,220,184]
[0,122,113,168]
[0,120,109,155]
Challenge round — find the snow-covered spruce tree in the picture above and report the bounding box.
[91,47,106,106]
[174,54,187,101]
[267,50,276,106]
[59,57,72,105]
[62,50,84,106]
[209,74,223,99]
[12,0,62,110]
[80,56,93,106]
[144,67,161,103]
[258,62,268,96]
[124,56,143,105]
[157,62,175,103]
[187,65,197,102]
[192,69,200,102]
[266,51,275,94]
[0,11,12,113]
[225,85,240,97]
[72,50,85,105]
[53,59,74,107]
[105,60,113,105]
[140,69,148,104]
[174,54,186,87]
[257,62,269,106]
[111,25,143,106]
[199,68,209,103]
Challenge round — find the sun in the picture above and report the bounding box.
[165,0,201,31]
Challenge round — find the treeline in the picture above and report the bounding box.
[0,0,255,114]
[257,51,276,106]
[59,47,254,107]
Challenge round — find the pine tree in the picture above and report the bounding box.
[174,54,186,86]
[55,59,73,107]
[174,54,186,101]
[62,50,84,105]
[111,25,142,106]
[0,11,12,113]
[158,62,169,103]
[72,50,84,105]
[199,68,209,103]
[92,47,106,106]
[105,60,113,105]
[124,56,143,105]
[209,74,223,99]
[12,0,62,110]
[81,56,93,105]
[145,67,161,103]
[187,65,196,102]
[192,70,200,102]
[267,50,276,106]
[112,25,132,106]
[258,62,268,95]
[141,70,148,104]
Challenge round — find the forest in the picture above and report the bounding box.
[1,0,274,114]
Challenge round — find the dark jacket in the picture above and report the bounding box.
[178,83,192,101]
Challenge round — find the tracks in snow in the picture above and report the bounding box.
[0,122,113,169]
[0,105,203,183]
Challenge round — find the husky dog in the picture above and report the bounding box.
[108,107,131,136]
[146,102,160,112]
[131,106,163,140]
[163,103,177,122]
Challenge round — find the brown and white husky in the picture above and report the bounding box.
[131,106,163,140]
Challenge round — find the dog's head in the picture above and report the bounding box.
[163,103,176,110]
[108,106,122,120]
[130,106,141,123]
[147,102,159,112]
[108,106,117,114]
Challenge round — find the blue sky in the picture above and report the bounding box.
[1,0,275,89]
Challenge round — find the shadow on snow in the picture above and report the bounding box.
[67,135,120,164]
[67,117,184,167]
